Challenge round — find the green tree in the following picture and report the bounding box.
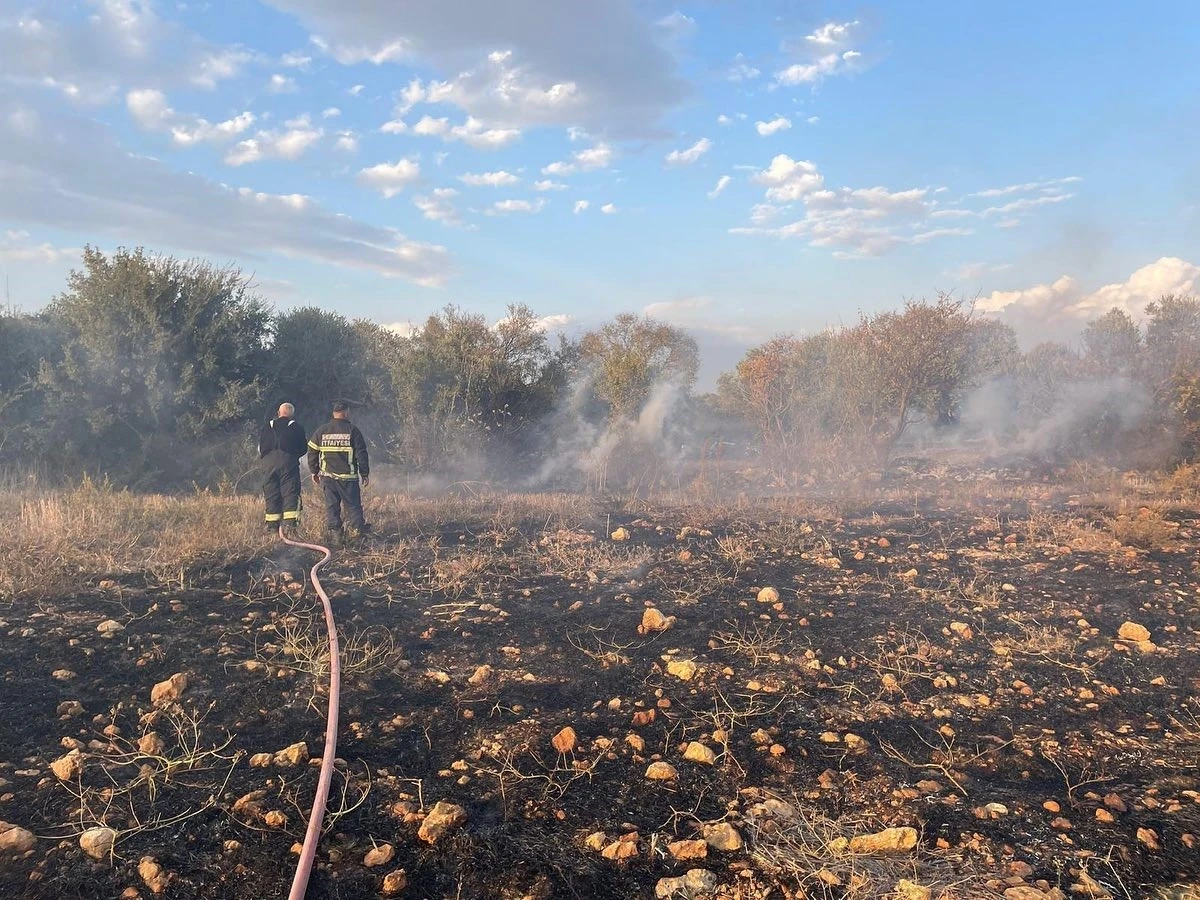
[578,313,698,421]
[1082,308,1142,376]
[37,247,270,486]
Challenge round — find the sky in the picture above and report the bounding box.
[2,0,1199,386]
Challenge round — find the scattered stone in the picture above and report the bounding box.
[0,822,36,854]
[418,801,467,844]
[382,870,408,895]
[611,527,630,541]
[138,732,164,756]
[756,586,780,604]
[363,843,395,867]
[639,608,676,635]
[950,622,973,640]
[666,659,698,681]
[50,750,83,781]
[601,839,638,861]
[551,727,578,755]
[1118,621,1151,643]
[668,839,708,861]
[847,826,918,854]
[57,700,84,718]
[249,753,273,768]
[895,880,932,900]
[656,869,717,898]
[80,826,118,859]
[273,742,309,767]
[646,762,678,781]
[264,810,287,828]
[1138,827,1161,850]
[1005,889,1051,900]
[52,669,76,681]
[626,734,646,752]
[138,857,169,894]
[150,672,189,705]
[683,742,716,766]
[702,822,743,852]
[232,790,266,819]
[97,619,124,637]
[584,831,608,851]
[467,664,493,685]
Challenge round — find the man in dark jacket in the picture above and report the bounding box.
[307,400,370,545]
[259,402,307,536]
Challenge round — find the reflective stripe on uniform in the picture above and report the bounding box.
[282,509,301,520]
[265,513,282,522]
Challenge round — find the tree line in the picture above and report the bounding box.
[1,247,1196,491]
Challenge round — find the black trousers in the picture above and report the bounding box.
[321,477,366,532]
[263,465,301,524]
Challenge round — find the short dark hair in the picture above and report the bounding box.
[332,400,349,413]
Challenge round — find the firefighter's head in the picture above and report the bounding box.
[278,402,295,419]
[332,400,349,419]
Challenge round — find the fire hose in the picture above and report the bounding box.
[278,526,340,900]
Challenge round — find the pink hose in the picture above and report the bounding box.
[279,527,340,900]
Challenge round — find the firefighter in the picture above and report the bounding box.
[259,402,307,536]
[307,400,371,545]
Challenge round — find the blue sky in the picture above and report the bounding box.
[2,0,1198,384]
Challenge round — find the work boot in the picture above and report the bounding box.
[282,522,300,540]
[323,529,344,549]
[266,521,281,536]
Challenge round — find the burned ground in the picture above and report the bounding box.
[1,473,1199,899]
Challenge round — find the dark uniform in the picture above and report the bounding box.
[307,405,370,539]
[258,414,307,532]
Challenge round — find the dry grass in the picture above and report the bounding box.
[1107,503,1177,550]
[0,478,267,600]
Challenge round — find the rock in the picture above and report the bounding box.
[138,732,164,756]
[702,822,743,852]
[611,527,630,541]
[950,622,973,640]
[363,843,395,867]
[1005,889,1051,900]
[150,672,189,705]
[645,762,678,781]
[666,659,698,681]
[138,857,169,894]
[896,880,932,900]
[418,801,467,844]
[468,664,493,685]
[848,826,918,854]
[756,587,780,604]
[52,669,76,681]
[656,869,717,898]
[274,742,309,767]
[80,826,118,859]
[232,790,266,819]
[551,727,578,754]
[1118,621,1151,642]
[97,619,124,636]
[0,822,36,854]
[50,750,83,781]
[584,831,609,851]
[626,734,646,751]
[683,742,716,766]
[668,839,708,860]
[1138,827,1161,850]
[639,608,676,634]
[602,839,638,860]
[249,753,273,768]
[264,810,287,828]
[382,870,408,894]
[57,700,84,718]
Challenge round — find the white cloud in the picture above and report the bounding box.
[395,79,425,115]
[0,96,451,285]
[487,198,546,215]
[281,50,313,68]
[717,114,733,126]
[0,230,78,264]
[806,20,859,46]
[380,119,408,134]
[755,116,792,137]
[970,176,1082,198]
[334,131,358,152]
[533,313,572,331]
[980,258,1200,326]
[409,114,521,149]
[225,116,324,165]
[776,51,860,86]
[644,296,711,319]
[384,321,419,338]
[0,1,248,100]
[126,89,256,147]
[322,107,342,118]
[949,261,1012,281]
[533,179,566,191]
[358,158,421,197]
[262,0,687,136]
[573,200,589,214]
[541,141,614,177]
[754,154,824,202]
[708,175,732,199]
[348,84,365,96]
[459,170,520,187]
[657,11,697,37]
[665,137,712,166]
[981,192,1075,218]
[413,187,463,226]
[807,115,820,125]
[600,202,617,214]
[727,53,760,82]
[268,73,297,93]
[910,227,973,244]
